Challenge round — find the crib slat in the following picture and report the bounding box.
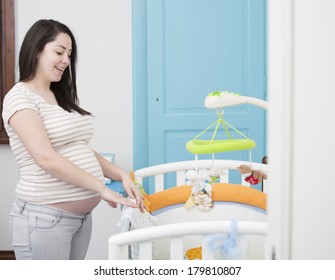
[220,170,229,183]
[238,235,248,260]
[202,235,215,260]
[155,174,164,192]
[170,237,184,260]
[109,221,268,260]
[176,171,186,185]
[139,241,153,260]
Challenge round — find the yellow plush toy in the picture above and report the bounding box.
[185,247,202,260]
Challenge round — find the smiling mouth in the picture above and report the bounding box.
[55,66,65,73]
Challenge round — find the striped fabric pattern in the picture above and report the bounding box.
[2,83,103,204]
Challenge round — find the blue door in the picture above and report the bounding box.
[133,0,267,191]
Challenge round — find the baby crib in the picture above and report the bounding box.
[108,159,268,260]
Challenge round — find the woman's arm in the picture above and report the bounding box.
[8,108,137,208]
[94,152,144,212]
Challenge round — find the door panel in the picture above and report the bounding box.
[133,0,267,192]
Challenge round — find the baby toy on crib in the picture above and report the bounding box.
[183,91,268,211]
[185,165,266,211]
[238,165,267,184]
[185,167,225,211]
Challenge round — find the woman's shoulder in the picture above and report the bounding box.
[4,82,38,105]
[2,82,40,123]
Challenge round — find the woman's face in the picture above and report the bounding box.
[36,32,72,83]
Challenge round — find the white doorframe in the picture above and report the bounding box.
[266,0,294,259]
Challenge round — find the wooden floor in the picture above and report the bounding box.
[0,250,15,260]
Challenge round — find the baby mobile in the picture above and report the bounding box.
[184,91,268,211]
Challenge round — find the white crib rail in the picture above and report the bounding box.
[134,159,268,193]
[108,220,267,260]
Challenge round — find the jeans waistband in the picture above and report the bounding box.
[14,198,89,220]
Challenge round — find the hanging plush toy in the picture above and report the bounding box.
[185,169,214,211]
[238,165,267,185]
[205,166,226,184]
[184,166,224,211]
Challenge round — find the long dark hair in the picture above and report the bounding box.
[19,19,91,115]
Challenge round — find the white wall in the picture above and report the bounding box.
[267,0,335,259]
[0,0,133,259]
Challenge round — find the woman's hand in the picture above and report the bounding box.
[99,187,138,208]
[120,176,145,212]
[93,151,145,212]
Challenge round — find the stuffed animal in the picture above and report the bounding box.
[206,166,226,184]
[238,165,267,185]
[185,169,214,210]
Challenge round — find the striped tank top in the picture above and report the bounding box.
[2,82,104,204]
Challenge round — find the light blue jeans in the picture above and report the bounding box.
[10,198,92,260]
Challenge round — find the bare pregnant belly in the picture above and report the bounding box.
[49,195,102,215]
